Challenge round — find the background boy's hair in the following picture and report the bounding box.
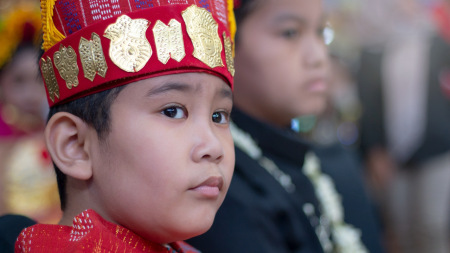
[234,0,261,44]
[48,86,124,210]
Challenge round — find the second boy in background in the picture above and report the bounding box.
[188,0,385,252]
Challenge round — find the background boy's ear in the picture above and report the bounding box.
[45,112,93,180]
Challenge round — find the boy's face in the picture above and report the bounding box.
[0,49,47,117]
[233,0,329,127]
[89,72,234,243]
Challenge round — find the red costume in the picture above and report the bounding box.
[15,209,200,253]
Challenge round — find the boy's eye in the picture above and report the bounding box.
[281,29,299,39]
[13,75,27,86]
[212,111,229,124]
[162,106,186,119]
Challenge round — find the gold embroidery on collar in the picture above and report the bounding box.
[153,19,186,64]
[182,5,224,68]
[40,56,60,103]
[104,15,152,72]
[223,32,235,76]
[79,33,108,81]
[53,45,79,89]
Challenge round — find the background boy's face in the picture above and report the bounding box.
[89,73,234,243]
[0,48,47,117]
[233,0,329,127]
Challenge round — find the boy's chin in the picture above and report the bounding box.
[180,213,218,241]
[295,101,328,117]
[155,223,214,243]
[185,216,216,238]
[150,214,216,243]
[190,221,215,239]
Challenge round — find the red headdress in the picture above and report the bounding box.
[39,0,236,107]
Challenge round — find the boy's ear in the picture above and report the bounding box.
[45,112,94,180]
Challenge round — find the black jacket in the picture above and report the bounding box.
[188,109,384,253]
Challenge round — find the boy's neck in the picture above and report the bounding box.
[59,208,84,225]
[59,179,99,226]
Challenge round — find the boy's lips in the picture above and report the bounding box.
[305,77,327,93]
[190,176,224,198]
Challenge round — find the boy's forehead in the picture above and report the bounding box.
[111,73,232,110]
[133,72,232,97]
[39,1,235,108]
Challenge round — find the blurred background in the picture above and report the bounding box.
[0,0,61,225]
[300,0,444,147]
[0,0,449,253]
[302,1,450,253]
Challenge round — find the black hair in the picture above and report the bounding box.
[234,0,261,44]
[48,86,125,210]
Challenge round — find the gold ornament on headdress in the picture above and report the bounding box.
[153,19,186,64]
[53,45,79,89]
[79,33,108,81]
[104,15,152,73]
[182,5,224,69]
[40,56,60,103]
[223,32,235,76]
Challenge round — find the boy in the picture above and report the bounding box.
[15,0,236,252]
[188,0,384,252]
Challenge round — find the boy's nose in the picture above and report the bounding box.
[303,36,328,69]
[191,125,224,164]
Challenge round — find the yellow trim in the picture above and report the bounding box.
[41,0,66,51]
[227,0,236,56]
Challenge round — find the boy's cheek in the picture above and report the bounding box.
[224,145,236,188]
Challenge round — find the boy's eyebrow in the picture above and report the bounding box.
[145,81,233,100]
[273,13,327,26]
[220,86,233,101]
[146,82,192,97]
[273,13,307,25]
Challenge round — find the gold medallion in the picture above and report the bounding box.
[153,19,186,64]
[223,32,235,76]
[104,15,152,72]
[79,33,108,81]
[182,5,224,68]
[53,45,79,89]
[40,56,60,103]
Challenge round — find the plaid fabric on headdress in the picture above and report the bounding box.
[39,0,235,107]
